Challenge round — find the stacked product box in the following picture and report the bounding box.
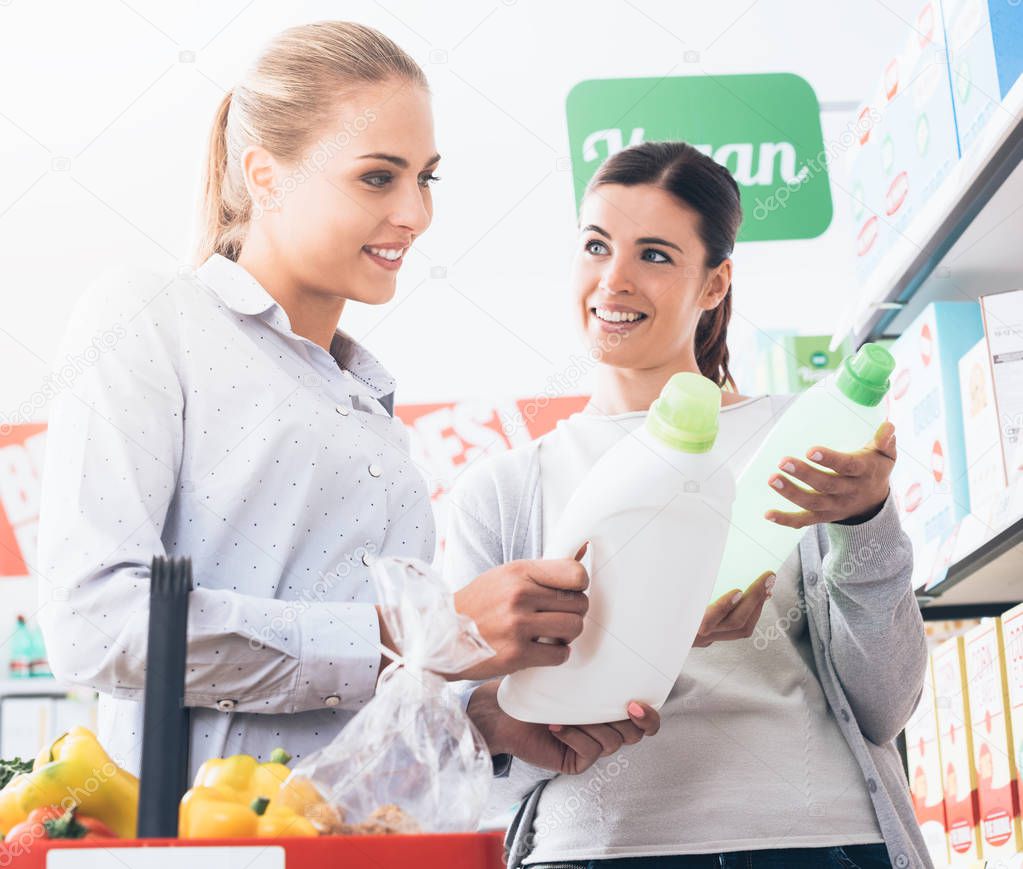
[905,656,950,865]
[846,0,959,281]
[885,301,984,588]
[959,336,1007,512]
[942,0,1023,156]
[963,619,1022,857]
[933,635,983,861]
[980,289,1023,486]
[1001,602,1023,854]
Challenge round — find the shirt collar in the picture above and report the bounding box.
[195,253,397,400]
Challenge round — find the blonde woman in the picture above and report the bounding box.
[446,143,924,868]
[36,21,661,779]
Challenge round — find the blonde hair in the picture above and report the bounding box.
[194,20,427,265]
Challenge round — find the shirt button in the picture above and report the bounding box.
[324,695,341,707]
[335,405,349,416]
[368,463,383,478]
[894,856,908,868]
[216,699,237,712]
[866,777,877,794]
[841,709,850,722]
[806,572,818,586]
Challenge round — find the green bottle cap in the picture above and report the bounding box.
[835,342,895,407]
[646,372,722,453]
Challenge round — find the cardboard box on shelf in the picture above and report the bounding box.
[959,336,1008,512]
[905,657,951,865]
[846,0,959,281]
[934,636,984,861]
[980,289,1023,487]
[942,0,1023,156]
[999,603,1023,856]
[963,620,1022,856]
[886,302,985,589]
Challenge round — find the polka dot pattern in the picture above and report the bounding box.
[36,255,436,779]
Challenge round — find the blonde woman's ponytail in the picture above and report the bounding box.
[192,21,427,266]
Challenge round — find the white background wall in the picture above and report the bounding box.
[0,0,926,642]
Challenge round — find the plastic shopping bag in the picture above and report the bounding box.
[284,556,497,834]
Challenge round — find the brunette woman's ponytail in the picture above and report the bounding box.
[586,141,742,390]
[695,286,735,391]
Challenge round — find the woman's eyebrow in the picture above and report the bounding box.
[583,224,683,254]
[357,152,442,169]
[636,236,683,253]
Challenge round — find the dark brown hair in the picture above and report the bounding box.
[586,141,742,390]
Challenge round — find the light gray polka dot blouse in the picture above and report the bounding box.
[36,253,436,778]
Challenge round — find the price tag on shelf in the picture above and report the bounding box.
[48,846,285,869]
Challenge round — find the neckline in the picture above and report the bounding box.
[578,393,769,422]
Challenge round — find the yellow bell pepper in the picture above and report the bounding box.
[0,727,138,838]
[191,748,293,805]
[0,773,33,836]
[178,789,317,839]
[255,803,318,838]
[179,786,260,838]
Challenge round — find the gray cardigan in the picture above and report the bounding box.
[445,439,931,869]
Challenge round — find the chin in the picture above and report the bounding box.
[355,282,399,306]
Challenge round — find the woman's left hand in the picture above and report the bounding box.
[765,421,897,529]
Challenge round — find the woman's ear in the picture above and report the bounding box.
[240,144,280,212]
[699,259,733,311]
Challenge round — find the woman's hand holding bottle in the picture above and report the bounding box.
[467,680,660,774]
[764,421,897,528]
[450,559,591,681]
[694,569,776,647]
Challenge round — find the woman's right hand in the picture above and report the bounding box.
[452,558,590,681]
[693,570,776,647]
[467,680,660,775]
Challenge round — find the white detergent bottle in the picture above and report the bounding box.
[497,372,735,725]
[710,342,895,601]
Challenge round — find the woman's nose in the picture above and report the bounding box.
[600,261,635,295]
[390,184,432,236]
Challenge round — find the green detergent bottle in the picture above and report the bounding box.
[712,343,895,599]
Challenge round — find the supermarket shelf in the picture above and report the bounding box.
[833,77,1023,349]
[0,677,68,697]
[916,515,1023,611]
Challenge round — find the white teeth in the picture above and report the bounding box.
[594,307,645,323]
[367,246,405,261]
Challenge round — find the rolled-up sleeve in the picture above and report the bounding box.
[36,271,382,714]
[817,491,926,745]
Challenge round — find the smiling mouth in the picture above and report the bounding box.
[363,245,407,261]
[362,245,408,271]
[591,306,648,324]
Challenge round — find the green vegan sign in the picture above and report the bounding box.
[565,73,833,242]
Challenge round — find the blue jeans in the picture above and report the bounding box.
[529,843,892,868]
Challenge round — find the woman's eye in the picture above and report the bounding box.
[419,173,441,188]
[642,248,671,264]
[585,239,608,255]
[362,173,392,189]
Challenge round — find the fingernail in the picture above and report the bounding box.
[549,724,562,732]
[770,477,784,490]
[628,702,645,718]
[765,575,776,592]
[809,451,823,462]
[781,462,796,473]
[730,591,743,606]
